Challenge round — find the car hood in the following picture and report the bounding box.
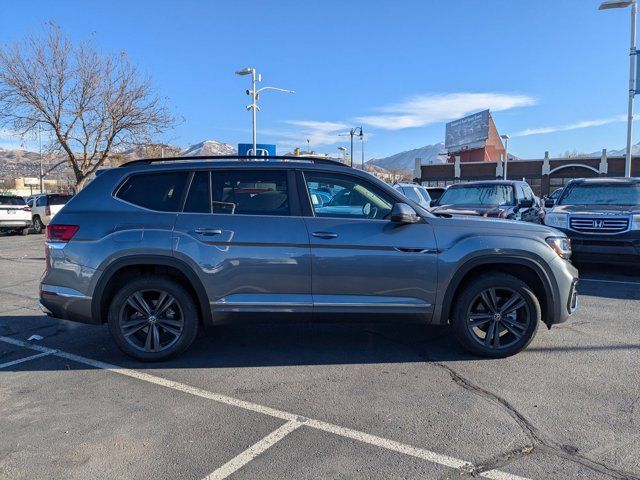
[552,204,640,215]
[432,204,513,217]
[428,214,560,239]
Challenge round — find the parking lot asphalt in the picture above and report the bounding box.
[0,234,638,480]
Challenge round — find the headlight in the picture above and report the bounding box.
[546,236,572,259]
[544,212,568,228]
[632,214,640,231]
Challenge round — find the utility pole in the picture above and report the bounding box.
[339,127,363,168]
[38,124,44,194]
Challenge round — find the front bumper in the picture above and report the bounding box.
[548,256,579,325]
[556,228,640,263]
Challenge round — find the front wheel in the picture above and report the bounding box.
[451,273,540,358]
[107,276,199,361]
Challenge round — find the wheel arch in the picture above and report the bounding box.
[439,255,556,327]
[92,255,212,327]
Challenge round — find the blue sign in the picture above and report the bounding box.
[238,143,276,156]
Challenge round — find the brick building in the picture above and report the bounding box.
[414,151,640,197]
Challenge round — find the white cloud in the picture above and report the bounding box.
[513,115,627,137]
[356,92,537,131]
[265,120,349,149]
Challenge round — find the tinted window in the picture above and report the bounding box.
[48,195,72,206]
[211,170,289,216]
[0,196,25,206]
[304,172,393,220]
[559,183,640,206]
[438,185,515,206]
[183,171,211,213]
[116,171,189,212]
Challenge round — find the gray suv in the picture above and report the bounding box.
[40,156,578,361]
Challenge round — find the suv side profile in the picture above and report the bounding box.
[40,156,578,361]
[29,193,73,234]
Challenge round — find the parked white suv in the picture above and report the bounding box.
[29,194,72,234]
[0,195,32,235]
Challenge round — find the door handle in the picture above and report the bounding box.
[312,231,338,239]
[194,228,222,236]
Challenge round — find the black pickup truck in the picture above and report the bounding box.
[543,177,640,264]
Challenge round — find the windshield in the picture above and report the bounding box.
[0,196,26,206]
[559,183,640,206]
[437,184,515,206]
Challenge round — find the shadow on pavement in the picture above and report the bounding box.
[0,315,489,370]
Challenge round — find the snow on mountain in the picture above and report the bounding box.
[181,140,236,157]
[368,142,447,172]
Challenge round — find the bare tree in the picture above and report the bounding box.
[0,23,176,189]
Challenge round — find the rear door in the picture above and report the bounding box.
[173,168,312,316]
[300,170,438,317]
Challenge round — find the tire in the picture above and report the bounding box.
[32,216,44,234]
[107,276,199,361]
[451,273,540,358]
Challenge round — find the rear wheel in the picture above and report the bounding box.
[451,273,540,358]
[32,216,44,234]
[107,276,199,361]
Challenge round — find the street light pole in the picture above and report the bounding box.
[360,128,365,169]
[501,134,510,180]
[38,124,44,194]
[599,0,637,177]
[339,127,363,168]
[626,1,637,177]
[235,67,295,156]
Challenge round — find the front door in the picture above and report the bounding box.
[301,170,438,317]
[173,168,312,316]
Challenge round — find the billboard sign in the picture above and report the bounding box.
[445,109,490,151]
[238,143,276,156]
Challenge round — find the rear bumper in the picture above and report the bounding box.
[0,219,32,229]
[39,284,97,324]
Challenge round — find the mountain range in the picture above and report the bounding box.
[367,142,447,172]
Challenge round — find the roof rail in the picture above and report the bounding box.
[119,155,351,168]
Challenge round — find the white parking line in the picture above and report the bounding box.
[204,420,302,480]
[580,277,640,286]
[0,335,530,480]
[0,351,55,369]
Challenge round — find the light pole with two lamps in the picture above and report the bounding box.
[235,67,295,156]
[338,127,364,168]
[599,0,637,177]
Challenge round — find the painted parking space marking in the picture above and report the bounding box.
[0,335,531,480]
[203,420,303,480]
[580,277,640,286]
[0,350,55,369]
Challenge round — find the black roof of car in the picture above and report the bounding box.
[119,155,350,169]
[446,180,527,188]
[567,177,640,185]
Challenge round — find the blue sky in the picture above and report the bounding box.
[0,0,636,159]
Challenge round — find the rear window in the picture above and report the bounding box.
[438,184,515,206]
[0,196,26,206]
[116,171,189,212]
[48,195,72,206]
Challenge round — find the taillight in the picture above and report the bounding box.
[46,225,79,242]
[45,205,51,216]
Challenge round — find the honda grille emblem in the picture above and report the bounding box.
[594,219,604,229]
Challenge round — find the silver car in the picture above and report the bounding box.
[40,156,578,361]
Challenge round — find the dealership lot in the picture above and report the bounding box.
[0,234,639,480]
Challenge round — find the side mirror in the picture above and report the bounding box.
[429,199,438,207]
[544,198,555,208]
[518,198,534,209]
[390,202,420,224]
